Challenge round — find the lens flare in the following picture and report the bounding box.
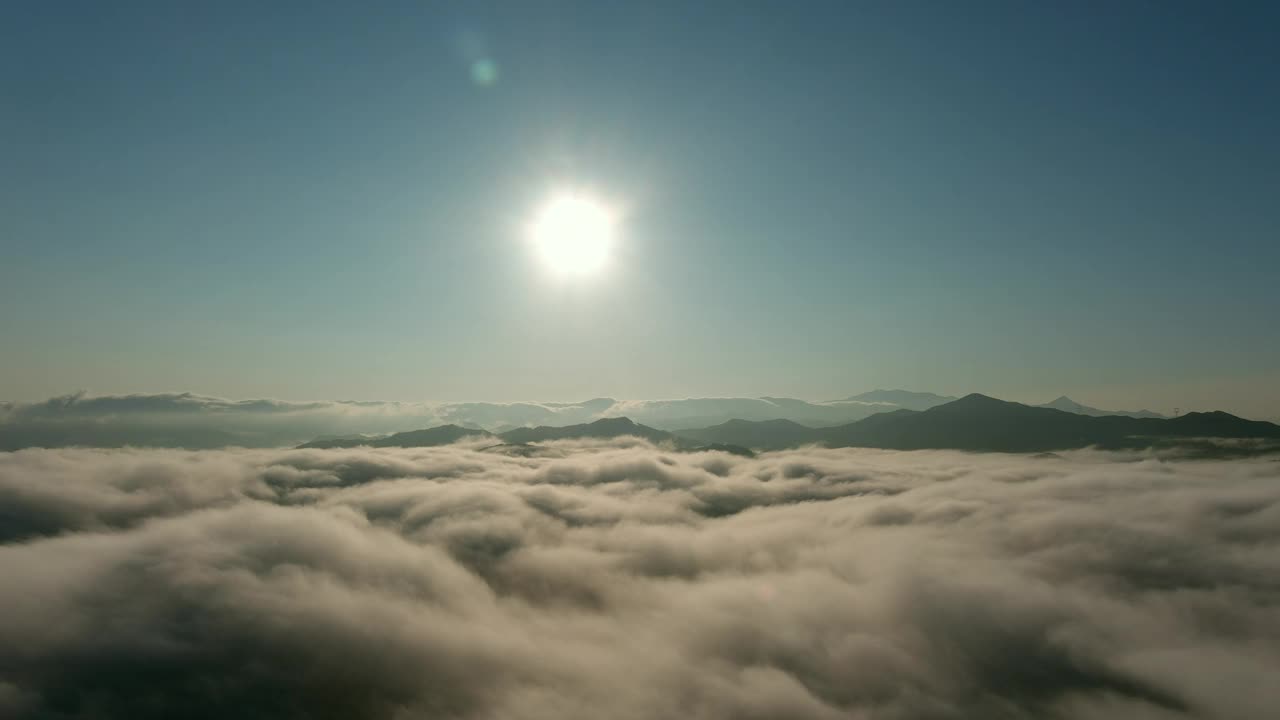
[470,59,499,86]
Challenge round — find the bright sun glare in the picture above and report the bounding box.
[529,192,616,275]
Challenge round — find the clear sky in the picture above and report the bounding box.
[3,1,1278,416]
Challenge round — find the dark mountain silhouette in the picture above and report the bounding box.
[691,443,756,458]
[1162,410,1280,438]
[682,394,1280,453]
[0,390,989,449]
[299,418,755,456]
[39,393,1280,456]
[476,442,556,458]
[374,425,496,447]
[1037,395,1165,419]
[295,433,388,449]
[818,394,1098,451]
[298,425,493,449]
[498,417,674,445]
[679,419,819,451]
[304,397,1279,455]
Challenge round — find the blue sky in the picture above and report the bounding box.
[2,1,1278,416]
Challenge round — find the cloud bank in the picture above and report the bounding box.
[1,442,1277,719]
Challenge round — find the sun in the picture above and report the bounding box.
[528,192,616,275]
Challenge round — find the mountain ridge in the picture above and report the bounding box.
[801,394,1277,453]
[837,389,957,409]
[298,424,494,449]
[294,394,1280,456]
[499,417,676,445]
[1037,395,1165,419]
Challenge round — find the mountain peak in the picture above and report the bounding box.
[955,393,1004,404]
[1036,396,1167,419]
[497,416,671,445]
[923,393,1028,417]
[1176,410,1238,421]
[1043,396,1088,411]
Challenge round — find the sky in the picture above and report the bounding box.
[2,1,1278,416]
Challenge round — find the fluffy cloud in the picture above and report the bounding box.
[1,442,1277,719]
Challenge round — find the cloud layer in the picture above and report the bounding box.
[1,442,1277,719]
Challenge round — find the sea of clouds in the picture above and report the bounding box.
[1,440,1278,719]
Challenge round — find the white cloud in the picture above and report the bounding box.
[0,443,1277,718]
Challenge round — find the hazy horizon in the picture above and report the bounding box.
[4,382,1277,422]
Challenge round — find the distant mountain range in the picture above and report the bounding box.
[683,394,1277,453]
[581,393,949,429]
[432,391,1166,428]
[299,418,679,450]
[499,417,672,445]
[294,394,1280,456]
[298,417,755,457]
[676,419,818,450]
[1036,395,1165,419]
[298,425,491,449]
[4,390,1263,453]
[834,390,957,410]
[2,389,1191,451]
